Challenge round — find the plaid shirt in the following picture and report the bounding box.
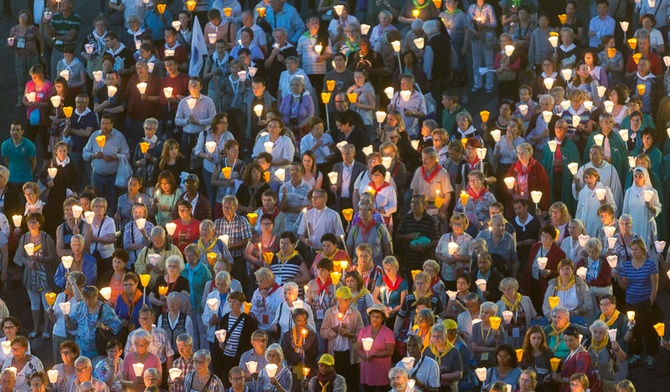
[170,356,196,392]
[214,214,253,257]
[124,327,175,363]
[183,371,224,392]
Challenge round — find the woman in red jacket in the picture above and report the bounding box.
[521,224,566,314]
[505,142,550,215]
[575,237,612,308]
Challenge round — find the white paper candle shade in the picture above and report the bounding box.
[401,357,415,370]
[548,36,558,47]
[361,337,374,351]
[100,287,112,300]
[506,384,512,392]
[543,78,554,90]
[491,130,501,142]
[593,134,604,146]
[169,368,183,381]
[382,157,392,169]
[411,140,419,150]
[644,190,654,202]
[292,299,304,309]
[50,95,62,107]
[603,226,615,238]
[238,71,247,81]
[254,104,263,118]
[542,111,553,124]
[85,44,94,54]
[207,298,220,312]
[249,67,258,77]
[475,148,487,160]
[537,257,548,270]
[583,101,594,111]
[504,44,514,56]
[655,241,667,253]
[147,62,155,73]
[59,70,69,81]
[25,92,36,102]
[336,141,348,151]
[384,87,394,99]
[246,361,258,374]
[136,218,146,230]
[205,141,217,154]
[375,111,387,123]
[608,237,617,249]
[604,100,614,113]
[578,234,590,247]
[1,341,10,355]
[413,38,424,49]
[475,368,487,382]
[59,302,71,314]
[560,100,571,111]
[407,379,416,391]
[530,191,543,204]
[620,21,629,31]
[572,115,581,128]
[220,234,230,246]
[361,24,370,35]
[275,168,286,182]
[503,177,515,189]
[171,21,181,30]
[134,40,142,50]
[446,290,457,300]
[502,310,514,323]
[400,90,411,102]
[147,254,160,266]
[447,242,459,256]
[133,363,145,377]
[595,188,606,201]
[576,266,587,280]
[333,4,345,15]
[328,172,338,184]
[518,104,528,116]
[215,329,227,343]
[628,156,636,168]
[107,86,117,98]
[561,68,572,81]
[627,311,635,321]
[391,40,401,52]
[471,318,482,325]
[186,98,197,110]
[314,44,323,54]
[136,82,147,95]
[608,329,617,341]
[208,33,217,44]
[163,87,173,98]
[265,364,278,378]
[547,140,557,153]
[47,369,59,384]
[618,129,628,142]
[61,255,73,269]
[24,243,34,256]
[568,162,579,175]
[166,222,177,235]
[597,85,607,98]
[362,145,374,156]
[475,278,487,292]
[606,255,618,268]
[164,49,175,57]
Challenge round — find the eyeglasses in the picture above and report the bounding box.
[75,367,90,373]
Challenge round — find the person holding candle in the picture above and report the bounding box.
[53,234,96,288]
[239,330,269,387]
[40,142,76,237]
[257,344,292,392]
[272,282,317,338]
[268,231,311,287]
[93,339,123,392]
[14,212,58,340]
[131,118,163,191]
[50,272,83,364]
[149,142,187,201]
[0,317,29,365]
[113,272,147,333]
[211,141,245,219]
[280,307,318,390]
[235,163,271,216]
[149,255,190,315]
[66,286,122,358]
[586,319,628,390]
[532,58,563,100]
[581,113,628,185]
[480,344,522,392]
[561,219,587,266]
[245,212,280,270]
[355,304,394,392]
[550,326,595,392]
[351,244,383,296]
[195,220,234,268]
[63,356,109,392]
[122,204,153,268]
[630,131,663,181]
[9,10,42,108]
[471,301,505,367]
[0,337,43,392]
[496,277,537,349]
[249,268,283,336]
[124,305,175,384]
[121,329,162,392]
[213,291,256,386]
[394,271,444,334]
[453,171,496,238]
[134,226,184,287]
[466,0,497,93]
[617,238,659,370]
[575,168,616,237]
[621,167,661,247]
[540,119,580,212]
[542,259,594,324]
[474,215,517,281]
[52,340,79,388]
[56,198,92,258]
[520,223,565,313]
[195,114,235,207]
[504,142,550,213]
[371,256,407,329]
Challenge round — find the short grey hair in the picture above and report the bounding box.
[619,214,633,225]
[589,319,609,334]
[194,349,211,363]
[166,254,184,271]
[74,356,92,368]
[516,143,533,156]
[0,166,9,182]
[388,366,409,379]
[551,306,570,319]
[480,301,499,315]
[265,343,284,362]
[200,219,215,233]
[151,226,166,238]
[133,329,151,344]
[499,277,519,292]
[283,282,299,293]
[215,271,232,286]
[176,333,193,346]
[585,238,602,254]
[71,234,85,246]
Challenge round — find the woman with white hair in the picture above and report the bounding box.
[471,301,504,367]
[561,219,587,264]
[121,329,162,392]
[149,255,189,315]
[183,349,224,392]
[271,282,316,338]
[621,167,661,248]
[202,271,233,344]
[496,277,537,348]
[576,238,612,308]
[256,344,292,392]
[586,319,627,390]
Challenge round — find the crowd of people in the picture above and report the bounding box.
[3,0,670,390]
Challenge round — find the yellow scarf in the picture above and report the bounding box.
[197,237,217,252]
[428,342,454,366]
[501,293,522,312]
[319,381,331,392]
[277,249,299,262]
[549,322,570,336]
[352,288,370,303]
[590,335,609,354]
[411,290,432,306]
[557,275,575,291]
[292,326,304,352]
[599,310,620,327]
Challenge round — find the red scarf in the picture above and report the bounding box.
[268,282,281,295]
[367,181,390,194]
[467,157,480,171]
[357,218,377,236]
[430,275,441,293]
[262,206,280,219]
[467,186,488,201]
[420,165,440,183]
[383,274,403,291]
[513,158,535,177]
[316,277,332,294]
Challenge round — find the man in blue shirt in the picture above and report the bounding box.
[264,0,305,44]
[1,122,36,187]
[588,0,615,48]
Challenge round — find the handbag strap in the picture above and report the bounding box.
[94,216,105,252]
[222,314,245,348]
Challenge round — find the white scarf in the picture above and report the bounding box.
[25,200,45,216]
[55,156,71,167]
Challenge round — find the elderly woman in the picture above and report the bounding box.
[493,118,524,193]
[257,344,292,392]
[496,277,537,348]
[66,286,122,358]
[181,349,224,392]
[202,271,234,345]
[394,272,444,336]
[587,319,627,391]
[621,167,661,247]
[356,304,394,391]
[157,292,195,351]
[475,214,518,277]
[481,344,522,392]
[435,214,473,292]
[551,327,593,392]
[93,340,123,391]
[505,142,550,213]
[122,203,154,267]
[520,325,554,389]
[561,219,587,264]
[56,198,92,258]
[0,317,29,366]
[121,330,162,392]
[0,337,43,392]
[53,234,96,288]
[542,259,594,323]
[371,256,407,329]
[576,238,612,305]
[421,323,462,391]
[148,255,189,314]
[14,212,57,339]
[195,220,233,268]
[542,306,588,360]
[575,168,615,237]
[278,78,314,142]
[15,182,43,236]
[50,271,82,363]
[272,282,316,339]
[618,238,659,370]
[471,301,505,367]
[249,268,284,333]
[280,307,318,388]
[454,171,496,237]
[134,226,184,285]
[252,118,296,171]
[89,197,117,277]
[522,224,566,313]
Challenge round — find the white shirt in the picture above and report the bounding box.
[341,161,354,198]
[297,207,344,249]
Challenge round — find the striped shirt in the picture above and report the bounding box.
[49,12,81,49]
[619,258,657,304]
[223,314,245,357]
[270,253,304,284]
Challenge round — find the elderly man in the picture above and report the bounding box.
[396,194,439,275]
[82,114,129,215]
[214,195,253,293]
[156,292,195,350]
[263,0,305,44]
[169,334,195,392]
[0,368,16,392]
[65,356,109,392]
[305,354,346,392]
[409,147,453,223]
[249,268,283,333]
[174,77,216,160]
[279,162,312,232]
[572,145,623,207]
[54,234,97,288]
[228,366,248,392]
[582,113,628,185]
[125,305,175,381]
[330,143,366,213]
[134,227,184,285]
[297,189,344,250]
[396,334,440,392]
[388,367,412,392]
